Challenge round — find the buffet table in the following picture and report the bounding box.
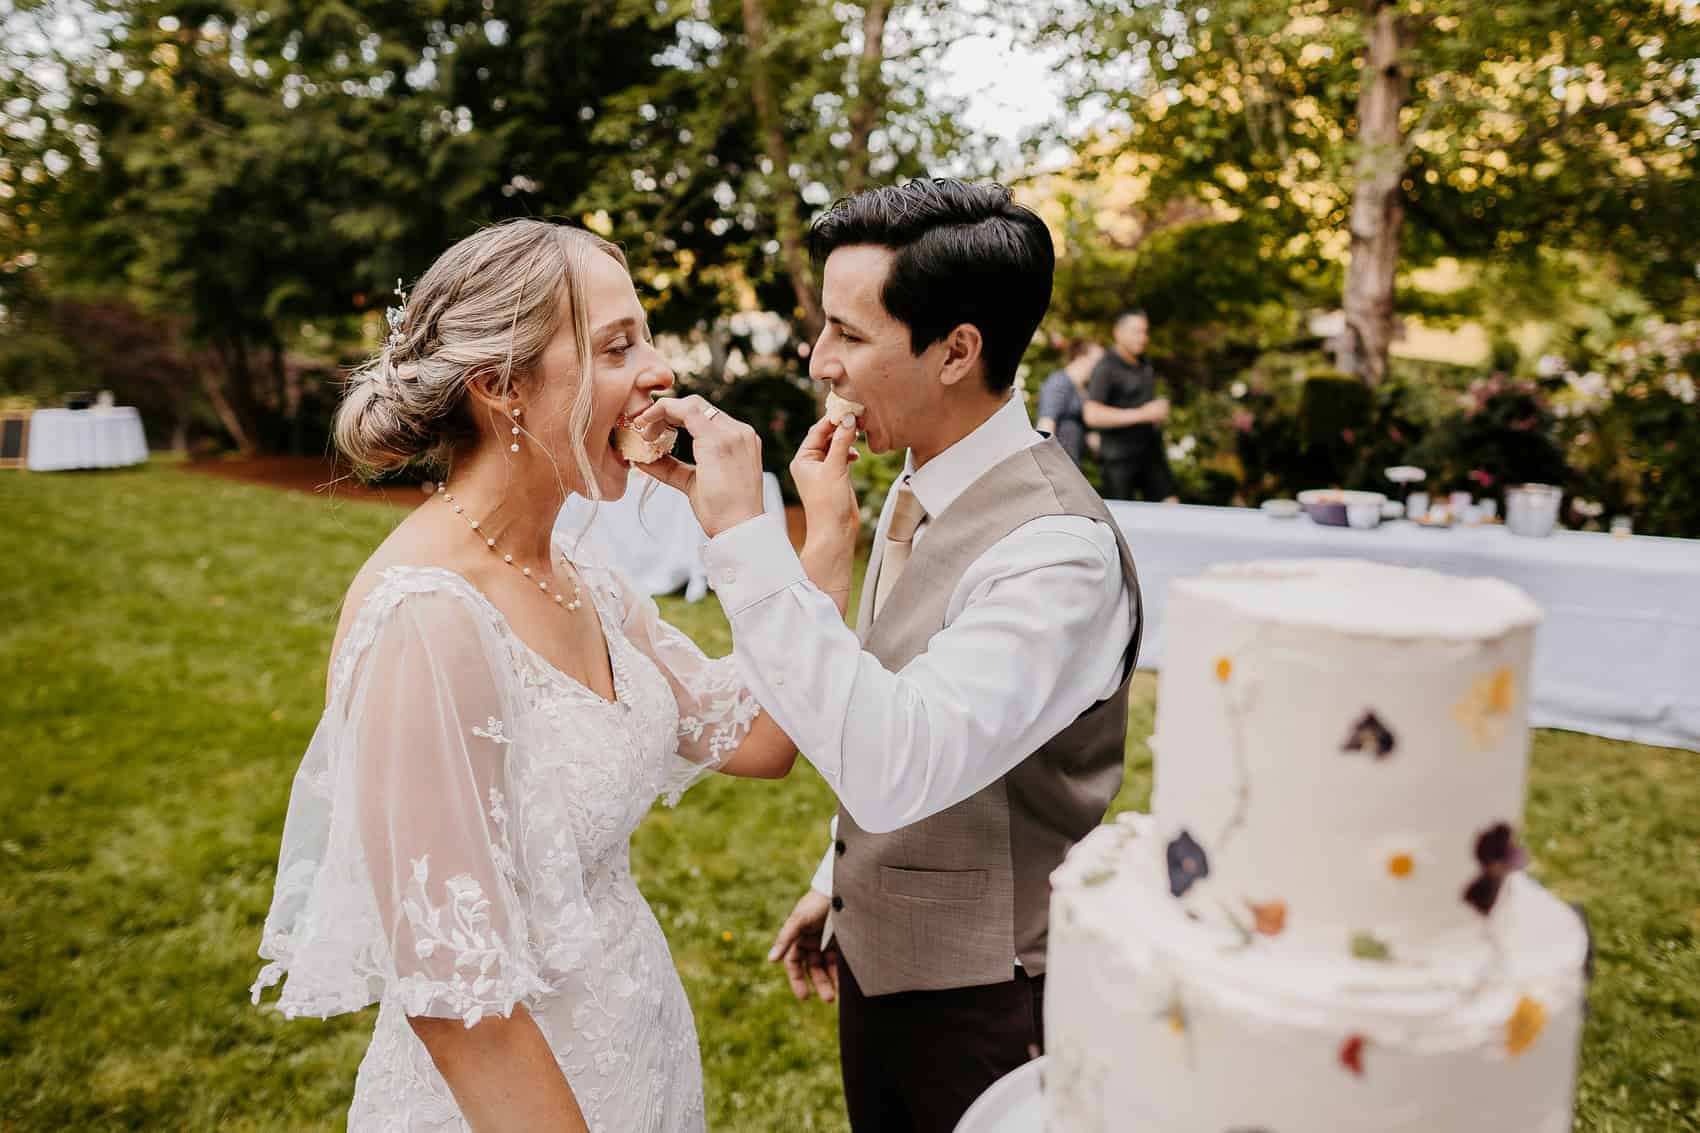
[555,469,785,602]
[26,407,149,471]
[1108,501,1700,752]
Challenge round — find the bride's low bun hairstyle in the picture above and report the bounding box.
[335,219,626,479]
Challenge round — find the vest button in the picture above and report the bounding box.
[834,840,846,856]
[831,896,844,912]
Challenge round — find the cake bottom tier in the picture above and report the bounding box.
[1045,817,1587,1133]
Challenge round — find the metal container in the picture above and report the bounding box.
[1505,483,1562,538]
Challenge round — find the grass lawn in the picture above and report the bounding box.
[1,462,1696,1131]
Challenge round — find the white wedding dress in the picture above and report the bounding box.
[251,550,761,1132]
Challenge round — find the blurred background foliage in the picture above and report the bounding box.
[3,0,1699,531]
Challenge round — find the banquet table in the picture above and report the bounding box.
[1108,501,1700,752]
[26,407,149,471]
[555,469,785,602]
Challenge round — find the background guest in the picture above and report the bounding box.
[1036,339,1104,468]
[1083,309,1178,503]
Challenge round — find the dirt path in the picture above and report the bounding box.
[181,455,427,509]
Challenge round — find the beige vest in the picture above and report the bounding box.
[832,440,1142,997]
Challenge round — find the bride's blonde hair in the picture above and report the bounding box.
[335,218,625,493]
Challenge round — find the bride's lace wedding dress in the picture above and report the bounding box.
[251,550,761,1132]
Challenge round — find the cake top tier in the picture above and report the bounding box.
[1174,559,1542,641]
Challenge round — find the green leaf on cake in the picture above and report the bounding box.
[1349,931,1393,962]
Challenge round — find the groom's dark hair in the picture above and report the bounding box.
[808,178,1054,394]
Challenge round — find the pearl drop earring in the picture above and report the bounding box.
[510,406,522,453]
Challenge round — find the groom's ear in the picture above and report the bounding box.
[935,323,985,390]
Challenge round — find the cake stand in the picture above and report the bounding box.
[952,1056,1047,1133]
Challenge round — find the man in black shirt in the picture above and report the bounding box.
[1084,309,1178,502]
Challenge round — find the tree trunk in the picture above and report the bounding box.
[204,334,268,455]
[1339,0,1412,386]
[197,360,253,454]
[706,320,732,384]
[741,0,826,343]
[843,0,892,197]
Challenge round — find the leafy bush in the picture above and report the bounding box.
[1294,371,1375,486]
[674,370,818,504]
[1547,320,1700,537]
[1406,374,1571,498]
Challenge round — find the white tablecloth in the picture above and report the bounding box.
[1109,501,1700,752]
[555,470,786,602]
[26,407,149,471]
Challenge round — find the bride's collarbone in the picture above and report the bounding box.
[470,563,618,700]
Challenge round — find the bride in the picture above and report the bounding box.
[251,219,859,1132]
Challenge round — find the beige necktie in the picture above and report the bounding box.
[872,481,927,620]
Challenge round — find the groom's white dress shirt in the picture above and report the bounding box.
[702,395,1136,893]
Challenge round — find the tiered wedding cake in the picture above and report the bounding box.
[1046,559,1588,1132]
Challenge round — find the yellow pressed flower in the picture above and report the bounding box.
[1388,853,1415,878]
[1454,666,1518,749]
[1506,995,1547,1055]
[1214,657,1233,683]
[1247,899,1288,936]
[1487,666,1515,713]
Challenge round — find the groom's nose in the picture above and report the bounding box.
[808,339,841,385]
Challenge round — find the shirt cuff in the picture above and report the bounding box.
[703,512,807,614]
[810,844,834,896]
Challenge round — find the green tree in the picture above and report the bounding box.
[1044,0,1700,384]
[3,0,979,452]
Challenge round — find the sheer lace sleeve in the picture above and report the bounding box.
[598,563,761,805]
[251,577,597,1026]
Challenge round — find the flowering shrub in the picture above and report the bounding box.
[1546,319,1700,537]
[995,325,1700,537]
[1405,374,1570,498]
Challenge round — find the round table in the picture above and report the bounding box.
[555,469,786,601]
[26,407,149,471]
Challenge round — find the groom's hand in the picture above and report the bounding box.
[767,890,838,1002]
[633,395,766,538]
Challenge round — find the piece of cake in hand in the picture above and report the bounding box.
[612,415,678,465]
[824,391,865,429]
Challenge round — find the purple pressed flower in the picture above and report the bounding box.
[1342,711,1396,759]
[1167,830,1209,898]
[1462,822,1529,915]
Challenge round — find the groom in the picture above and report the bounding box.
[638,178,1141,1132]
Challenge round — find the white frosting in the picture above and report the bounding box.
[1043,559,1585,1131]
[1176,559,1542,640]
[1152,558,1542,961]
[1046,818,1586,1132]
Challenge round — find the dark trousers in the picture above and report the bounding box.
[1101,443,1176,501]
[838,958,1045,1133]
